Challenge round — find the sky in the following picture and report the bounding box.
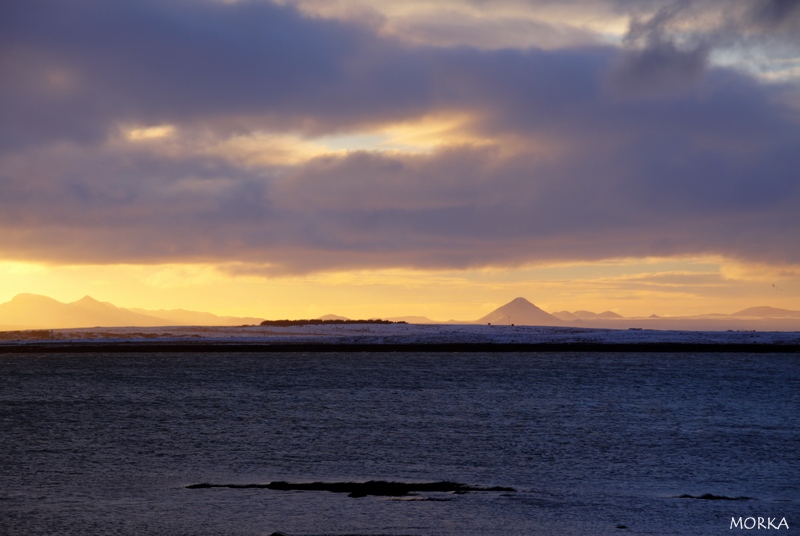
[1,0,799,320]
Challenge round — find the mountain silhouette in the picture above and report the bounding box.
[475,297,562,326]
[386,315,442,324]
[0,294,168,329]
[553,310,623,320]
[731,306,800,318]
[129,307,263,326]
[0,294,262,329]
[317,314,350,321]
[3,293,798,331]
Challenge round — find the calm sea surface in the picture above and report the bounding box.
[1,351,798,535]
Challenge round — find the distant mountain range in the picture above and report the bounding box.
[473,298,800,325]
[0,294,263,330]
[468,298,800,331]
[1,293,799,331]
[730,306,800,318]
[552,310,623,320]
[327,297,800,329]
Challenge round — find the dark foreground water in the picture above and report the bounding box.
[1,352,798,535]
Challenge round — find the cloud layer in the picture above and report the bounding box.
[1,0,799,273]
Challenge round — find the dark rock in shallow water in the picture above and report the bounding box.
[393,496,452,502]
[185,483,213,489]
[675,493,751,501]
[186,480,515,498]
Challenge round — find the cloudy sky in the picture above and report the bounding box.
[1,0,799,319]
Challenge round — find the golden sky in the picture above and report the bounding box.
[1,257,797,320]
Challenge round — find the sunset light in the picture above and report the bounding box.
[1,0,798,321]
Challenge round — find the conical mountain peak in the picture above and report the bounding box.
[475,297,561,326]
[74,295,102,304]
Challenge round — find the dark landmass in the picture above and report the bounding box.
[675,493,752,501]
[0,330,53,341]
[2,341,799,353]
[259,319,405,326]
[186,480,515,498]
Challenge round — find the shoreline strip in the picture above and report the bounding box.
[1,341,799,353]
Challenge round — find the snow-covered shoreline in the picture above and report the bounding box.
[1,323,799,347]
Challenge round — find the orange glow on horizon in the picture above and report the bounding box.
[1,257,797,321]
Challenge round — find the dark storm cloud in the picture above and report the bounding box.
[748,0,800,29]
[610,42,708,96]
[611,3,710,96]
[0,0,495,151]
[0,0,434,149]
[266,125,800,270]
[608,0,800,87]
[0,0,791,144]
[0,0,799,271]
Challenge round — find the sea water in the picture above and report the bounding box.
[1,352,798,535]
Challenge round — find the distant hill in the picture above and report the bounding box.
[387,315,441,324]
[475,297,562,326]
[595,311,623,319]
[553,310,623,320]
[128,307,263,326]
[731,306,800,318]
[547,303,800,331]
[552,311,577,321]
[0,294,263,329]
[317,314,349,321]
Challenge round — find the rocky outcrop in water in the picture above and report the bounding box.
[675,493,751,501]
[187,480,515,498]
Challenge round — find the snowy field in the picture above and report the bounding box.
[2,323,799,347]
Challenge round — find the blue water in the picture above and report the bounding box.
[1,352,798,535]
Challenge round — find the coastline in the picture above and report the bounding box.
[2,323,799,353]
[1,341,799,353]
